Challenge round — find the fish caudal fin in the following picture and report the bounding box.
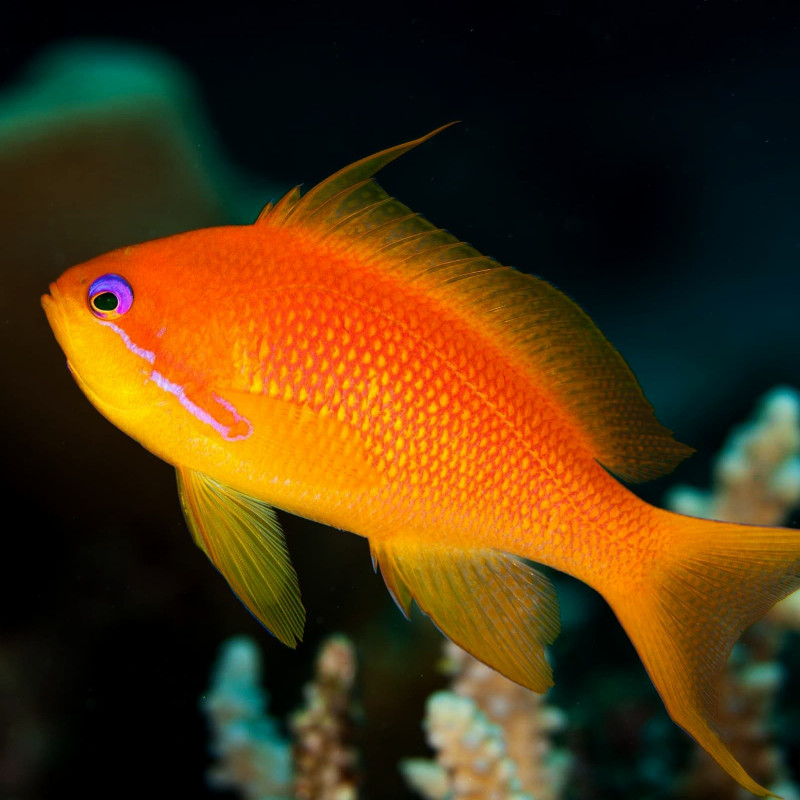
[606,510,800,798]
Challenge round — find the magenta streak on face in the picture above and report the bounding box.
[96,318,251,441]
[212,393,254,440]
[150,370,253,441]
[98,320,156,364]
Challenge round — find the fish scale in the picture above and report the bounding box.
[242,262,574,546]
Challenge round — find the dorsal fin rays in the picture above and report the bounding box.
[258,125,692,481]
[259,185,302,224]
[303,177,377,230]
[259,123,457,230]
[323,195,398,237]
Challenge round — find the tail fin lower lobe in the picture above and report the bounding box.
[605,510,800,798]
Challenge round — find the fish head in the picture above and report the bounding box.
[41,242,174,434]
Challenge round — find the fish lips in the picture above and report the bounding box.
[41,282,72,362]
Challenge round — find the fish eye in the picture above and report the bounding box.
[88,274,133,320]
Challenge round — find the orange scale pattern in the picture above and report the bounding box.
[228,261,624,573]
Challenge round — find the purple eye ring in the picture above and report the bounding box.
[88,274,134,320]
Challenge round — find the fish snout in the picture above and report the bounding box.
[41,281,62,311]
[41,281,70,349]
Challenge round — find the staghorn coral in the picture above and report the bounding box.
[201,635,359,800]
[290,635,360,800]
[402,641,570,800]
[666,386,800,527]
[666,387,800,799]
[403,691,533,800]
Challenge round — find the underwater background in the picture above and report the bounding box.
[2,1,800,798]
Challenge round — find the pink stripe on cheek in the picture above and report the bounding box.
[150,370,253,441]
[96,319,252,440]
[98,320,156,363]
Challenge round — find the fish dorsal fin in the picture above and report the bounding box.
[259,127,691,482]
[256,123,456,229]
[371,538,560,693]
[177,467,304,647]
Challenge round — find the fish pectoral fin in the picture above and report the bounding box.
[370,538,560,693]
[177,467,304,647]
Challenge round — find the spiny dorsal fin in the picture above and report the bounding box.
[258,127,692,482]
[256,123,457,229]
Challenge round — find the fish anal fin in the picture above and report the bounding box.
[606,510,800,798]
[371,538,560,693]
[177,467,305,648]
[370,541,412,618]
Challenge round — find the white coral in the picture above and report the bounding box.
[403,691,532,800]
[667,386,800,525]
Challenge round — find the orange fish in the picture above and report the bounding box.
[42,126,799,797]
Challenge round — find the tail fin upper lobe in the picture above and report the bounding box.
[605,509,800,798]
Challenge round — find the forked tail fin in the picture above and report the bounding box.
[605,510,800,798]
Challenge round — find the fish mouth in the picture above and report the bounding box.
[42,283,83,383]
[42,282,71,353]
[41,283,133,413]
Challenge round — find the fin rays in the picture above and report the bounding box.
[607,512,800,798]
[371,538,560,693]
[177,467,305,647]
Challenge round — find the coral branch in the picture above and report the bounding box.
[666,386,800,527]
[290,635,360,800]
[402,642,570,800]
[202,635,359,800]
[201,636,292,800]
[404,691,533,800]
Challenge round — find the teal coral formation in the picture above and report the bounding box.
[202,635,359,800]
[202,637,293,799]
[0,42,247,799]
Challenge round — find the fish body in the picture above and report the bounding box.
[43,128,800,798]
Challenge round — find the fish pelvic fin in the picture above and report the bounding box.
[177,467,305,647]
[606,510,800,798]
[370,537,560,693]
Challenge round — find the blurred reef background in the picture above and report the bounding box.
[2,2,800,798]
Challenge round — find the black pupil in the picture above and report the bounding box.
[93,292,119,312]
